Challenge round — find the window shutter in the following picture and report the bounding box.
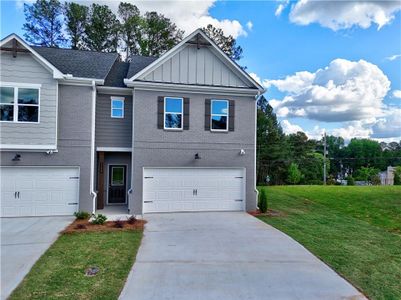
[157,96,164,129]
[183,97,190,130]
[204,99,211,130]
[228,100,235,131]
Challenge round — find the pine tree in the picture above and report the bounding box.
[64,2,88,49]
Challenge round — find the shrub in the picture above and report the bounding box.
[91,214,107,225]
[370,174,381,186]
[259,189,268,213]
[74,211,91,220]
[394,166,401,185]
[347,176,355,186]
[113,219,124,228]
[287,163,303,185]
[127,216,137,224]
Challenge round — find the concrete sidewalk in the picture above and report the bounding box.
[1,216,73,300]
[120,212,366,300]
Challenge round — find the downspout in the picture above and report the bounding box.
[90,80,97,214]
[254,91,261,209]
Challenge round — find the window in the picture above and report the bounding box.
[111,98,124,118]
[0,85,39,123]
[111,166,125,186]
[164,97,183,129]
[211,99,228,131]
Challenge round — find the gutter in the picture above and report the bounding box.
[90,80,97,214]
[254,91,261,208]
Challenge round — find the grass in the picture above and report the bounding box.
[257,186,401,300]
[9,230,143,300]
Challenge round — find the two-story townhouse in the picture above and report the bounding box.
[0,29,264,217]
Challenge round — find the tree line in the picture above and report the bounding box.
[22,0,243,62]
[257,96,401,185]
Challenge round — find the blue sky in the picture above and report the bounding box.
[1,0,400,142]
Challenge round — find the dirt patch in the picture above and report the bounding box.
[248,209,287,217]
[63,218,146,234]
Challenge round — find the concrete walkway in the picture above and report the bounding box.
[120,212,366,300]
[1,216,74,300]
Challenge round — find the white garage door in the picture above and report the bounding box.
[0,167,80,217]
[143,168,245,213]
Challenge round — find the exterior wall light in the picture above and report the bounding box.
[240,149,246,156]
[194,153,201,160]
[12,154,21,161]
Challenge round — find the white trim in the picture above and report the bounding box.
[126,81,259,96]
[106,163,128,205]
[163,97,183,130]
[97,86,132,95]
[126,29,265,92]
[254,95,260,209]
[0,144,57,150]
[0,82,41,89]
[111,97,125,118]
[210,99,229,132]
[55,81,59,149]
[90,81,97,214]
[96,147,132,152]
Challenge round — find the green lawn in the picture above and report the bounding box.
[257,186,401,300]
[10,230,142,300]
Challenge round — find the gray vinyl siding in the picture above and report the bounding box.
[95,94,132,148]
[0,85,93,212]
[0,52,57,147]
[130,89,257,214]
[141,45,249,87]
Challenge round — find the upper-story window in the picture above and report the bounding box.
[211,99,228,131]
[164,97,183,130]
[111,97,124,118]
[0,85,40,123]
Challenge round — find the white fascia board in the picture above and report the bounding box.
[1,34,64,79]
[96,147,132,152]
[128,81,260,97]
[97,86,132,95]
[126,29,265,92]
[0,144,57,151]
[58,78,104,86]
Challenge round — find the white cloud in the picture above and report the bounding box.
[371,108,401,139]
[289,0,401,31]
[246,21,253,30]
[265,58,391,122]
[249,72,261,85]
[281,120,304,135]
[275,0,289,17]
[393,90,401,99]
[386,54,401,61]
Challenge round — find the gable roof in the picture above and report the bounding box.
[125,29,265,92]
[32,46,118,80]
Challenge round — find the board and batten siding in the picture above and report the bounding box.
[142,44,249,87]
[0,52,57,148]
[95,93,132,148]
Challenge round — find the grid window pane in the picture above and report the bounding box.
[18,88,39,104]
[165,98,182,113]
[0,104,14,121]
[211,115,227,130]
[165,113,182,129]
[0,87,14,104]
[18,106,39,122]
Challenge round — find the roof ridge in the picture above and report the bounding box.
[31,45,119,56]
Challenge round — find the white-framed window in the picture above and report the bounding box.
[164,97,183,130]
[0,84,40,123]
[111,97,124,118]
[211,99,228,131]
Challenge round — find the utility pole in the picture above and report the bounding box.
[323,132,327,185]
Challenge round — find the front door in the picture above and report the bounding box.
[108,165,127,204]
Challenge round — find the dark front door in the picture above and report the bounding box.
[108,165,127,204]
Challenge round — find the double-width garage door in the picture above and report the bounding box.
[0,167,80,217]
[143,168,245,213]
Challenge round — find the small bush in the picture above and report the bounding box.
[259,189,268,213]
[347,176,355,186]
[91,214,107,225]
[114,219,124,228]
[127,216,137,224]
[370,174,381,186]
[74,211,91,220]
[75,223,87,230]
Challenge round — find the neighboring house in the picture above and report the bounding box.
[379,166,395,185]
[0,29,264,217]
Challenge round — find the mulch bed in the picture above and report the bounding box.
[63,218,146,234]
[248,209,287,217]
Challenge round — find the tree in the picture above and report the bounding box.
[23,0,66,47]
[203,24,243,62]
[256,96,288,185]
[118,2,142,60]
[138,11,184,56]
[258,189,268,213]
[287,163,303,185]
[64,2,88,49]
[85,4,120,52]
[393,166,401,185]
[354,166,380,184]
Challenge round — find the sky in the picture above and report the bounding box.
[1,0,401,143]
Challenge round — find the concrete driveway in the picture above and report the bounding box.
[120,212,366,300]
[1,216,73,300]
